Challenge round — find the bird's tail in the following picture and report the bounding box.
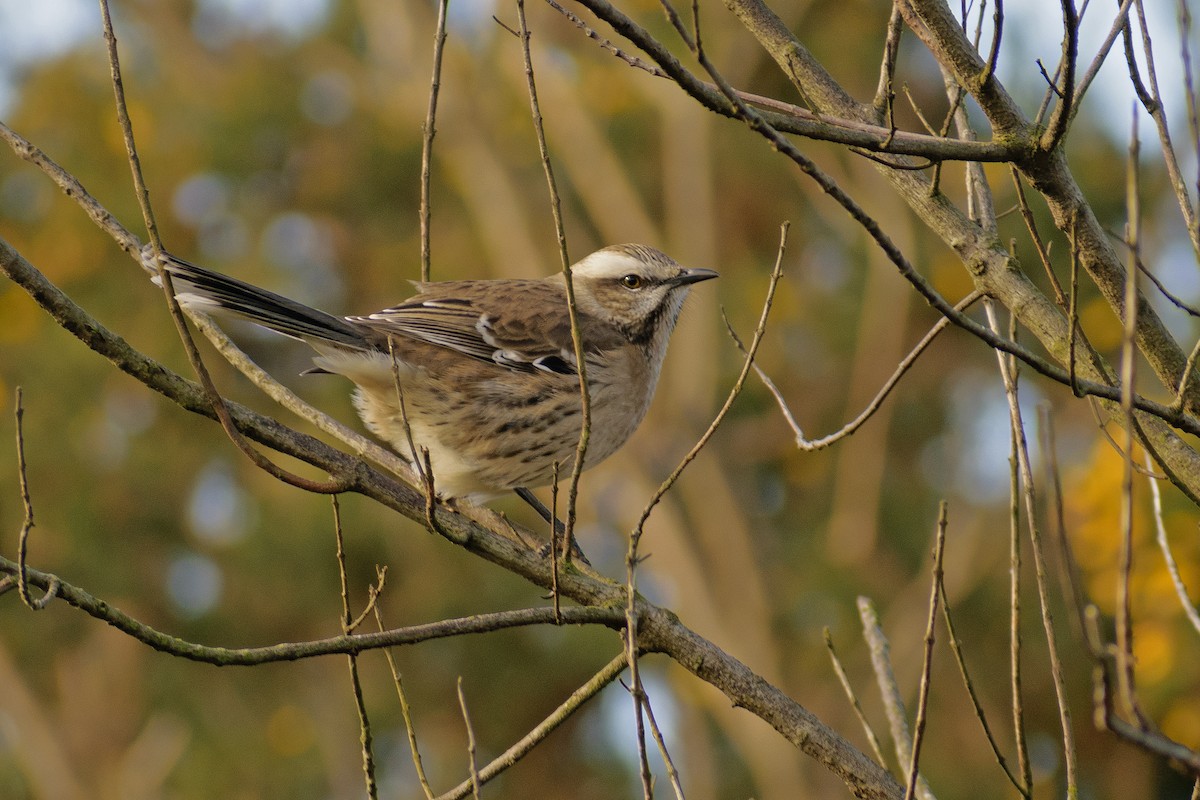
[148,250,368,348]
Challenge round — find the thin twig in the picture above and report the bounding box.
[435,651,629,800]
[12,388,58,610]
[1180,0,1200,256]
[823,628,889,769]
[374,599,436,800]
[1125,0,1200,260]
[0,119,141,255]
[1085,609,1200,771]
[623,630,653,800]
[858,597,937,800]
[550,461,561,621]
[939,586,1028,795]
[334,496,379,799]
[100,1,354,494]
[420,0,450,281]
[985,301,1079,794]
[1145,455,1200,635]
[1041,0,1079,150]
[983,0,1004,85]
[1039,408,1090,641]
[98,0,161,250]
[873,3,904,130]
[904,502,947,800]
[456,678,482,800]
[902,84,941,138]
[738,290,980,452]
[513,0,590,563]
[1070,0,1138,126]
[616,2,703,778]
[1133,253,1200,319]
[389,339,429,487]
[1014,447,1037,791]
[619,220,786,800]
[188,311,417,481]
[1009,168,1066,306]
[1115,106,1149,728]
[346,568,388,634]
[633,225,786,535]
[1001,319,1032,791]
[641,688,687,800]
[386,335,444,536]
[1086,399,1165,479]
[927,83,965,197]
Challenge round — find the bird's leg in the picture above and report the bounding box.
[515,487,590,566]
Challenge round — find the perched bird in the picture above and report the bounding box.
[150,245,717,500]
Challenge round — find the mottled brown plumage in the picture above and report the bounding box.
[151,245,716,500]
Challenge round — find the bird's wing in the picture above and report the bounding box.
[351,280,600,375]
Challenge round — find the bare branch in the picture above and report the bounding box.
[904,503,947,800]
[1121,0,1200,260]
[374,599,436,800]
[562,0,1027,162]
[939,585,1029,795]
[334,499,379,800]
[436,652,630,800]
[986,301,1079,794]
[1145,456,1200,636]
[101,3,359,494]
[1115,117,1150,727]
[456,678,483,800]
[983,0,1004,85]
[12,388,58,611]
[858,597,937,800]
[514,0,591,560]
[1066,0,1137,126]
[641,687,687,800]
[824,628,890,770]
[1041,0,1079,150]
[1005,369,1032,791]
[420,0,450,281]
[737,291,981,452]
[633,225,786,534]
[1085,609,1200,771]
[0,556,627,664]
[98,0,163,251]
[873,3,905,123]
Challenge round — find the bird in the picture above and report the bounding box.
[148,244,717,501]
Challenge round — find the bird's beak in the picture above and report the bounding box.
[670,267,719,286]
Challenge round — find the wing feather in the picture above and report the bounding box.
[349,280,604,375]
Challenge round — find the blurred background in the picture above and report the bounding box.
[1,0,1199,798]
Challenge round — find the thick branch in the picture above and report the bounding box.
[895,0,1032,137]
[695,0,1200,501]
[893,0,1197,406]
[565,0,1026,162]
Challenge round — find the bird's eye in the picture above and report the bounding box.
[620,274,643,289]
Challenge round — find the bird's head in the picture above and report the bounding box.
[568,244,718,347]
